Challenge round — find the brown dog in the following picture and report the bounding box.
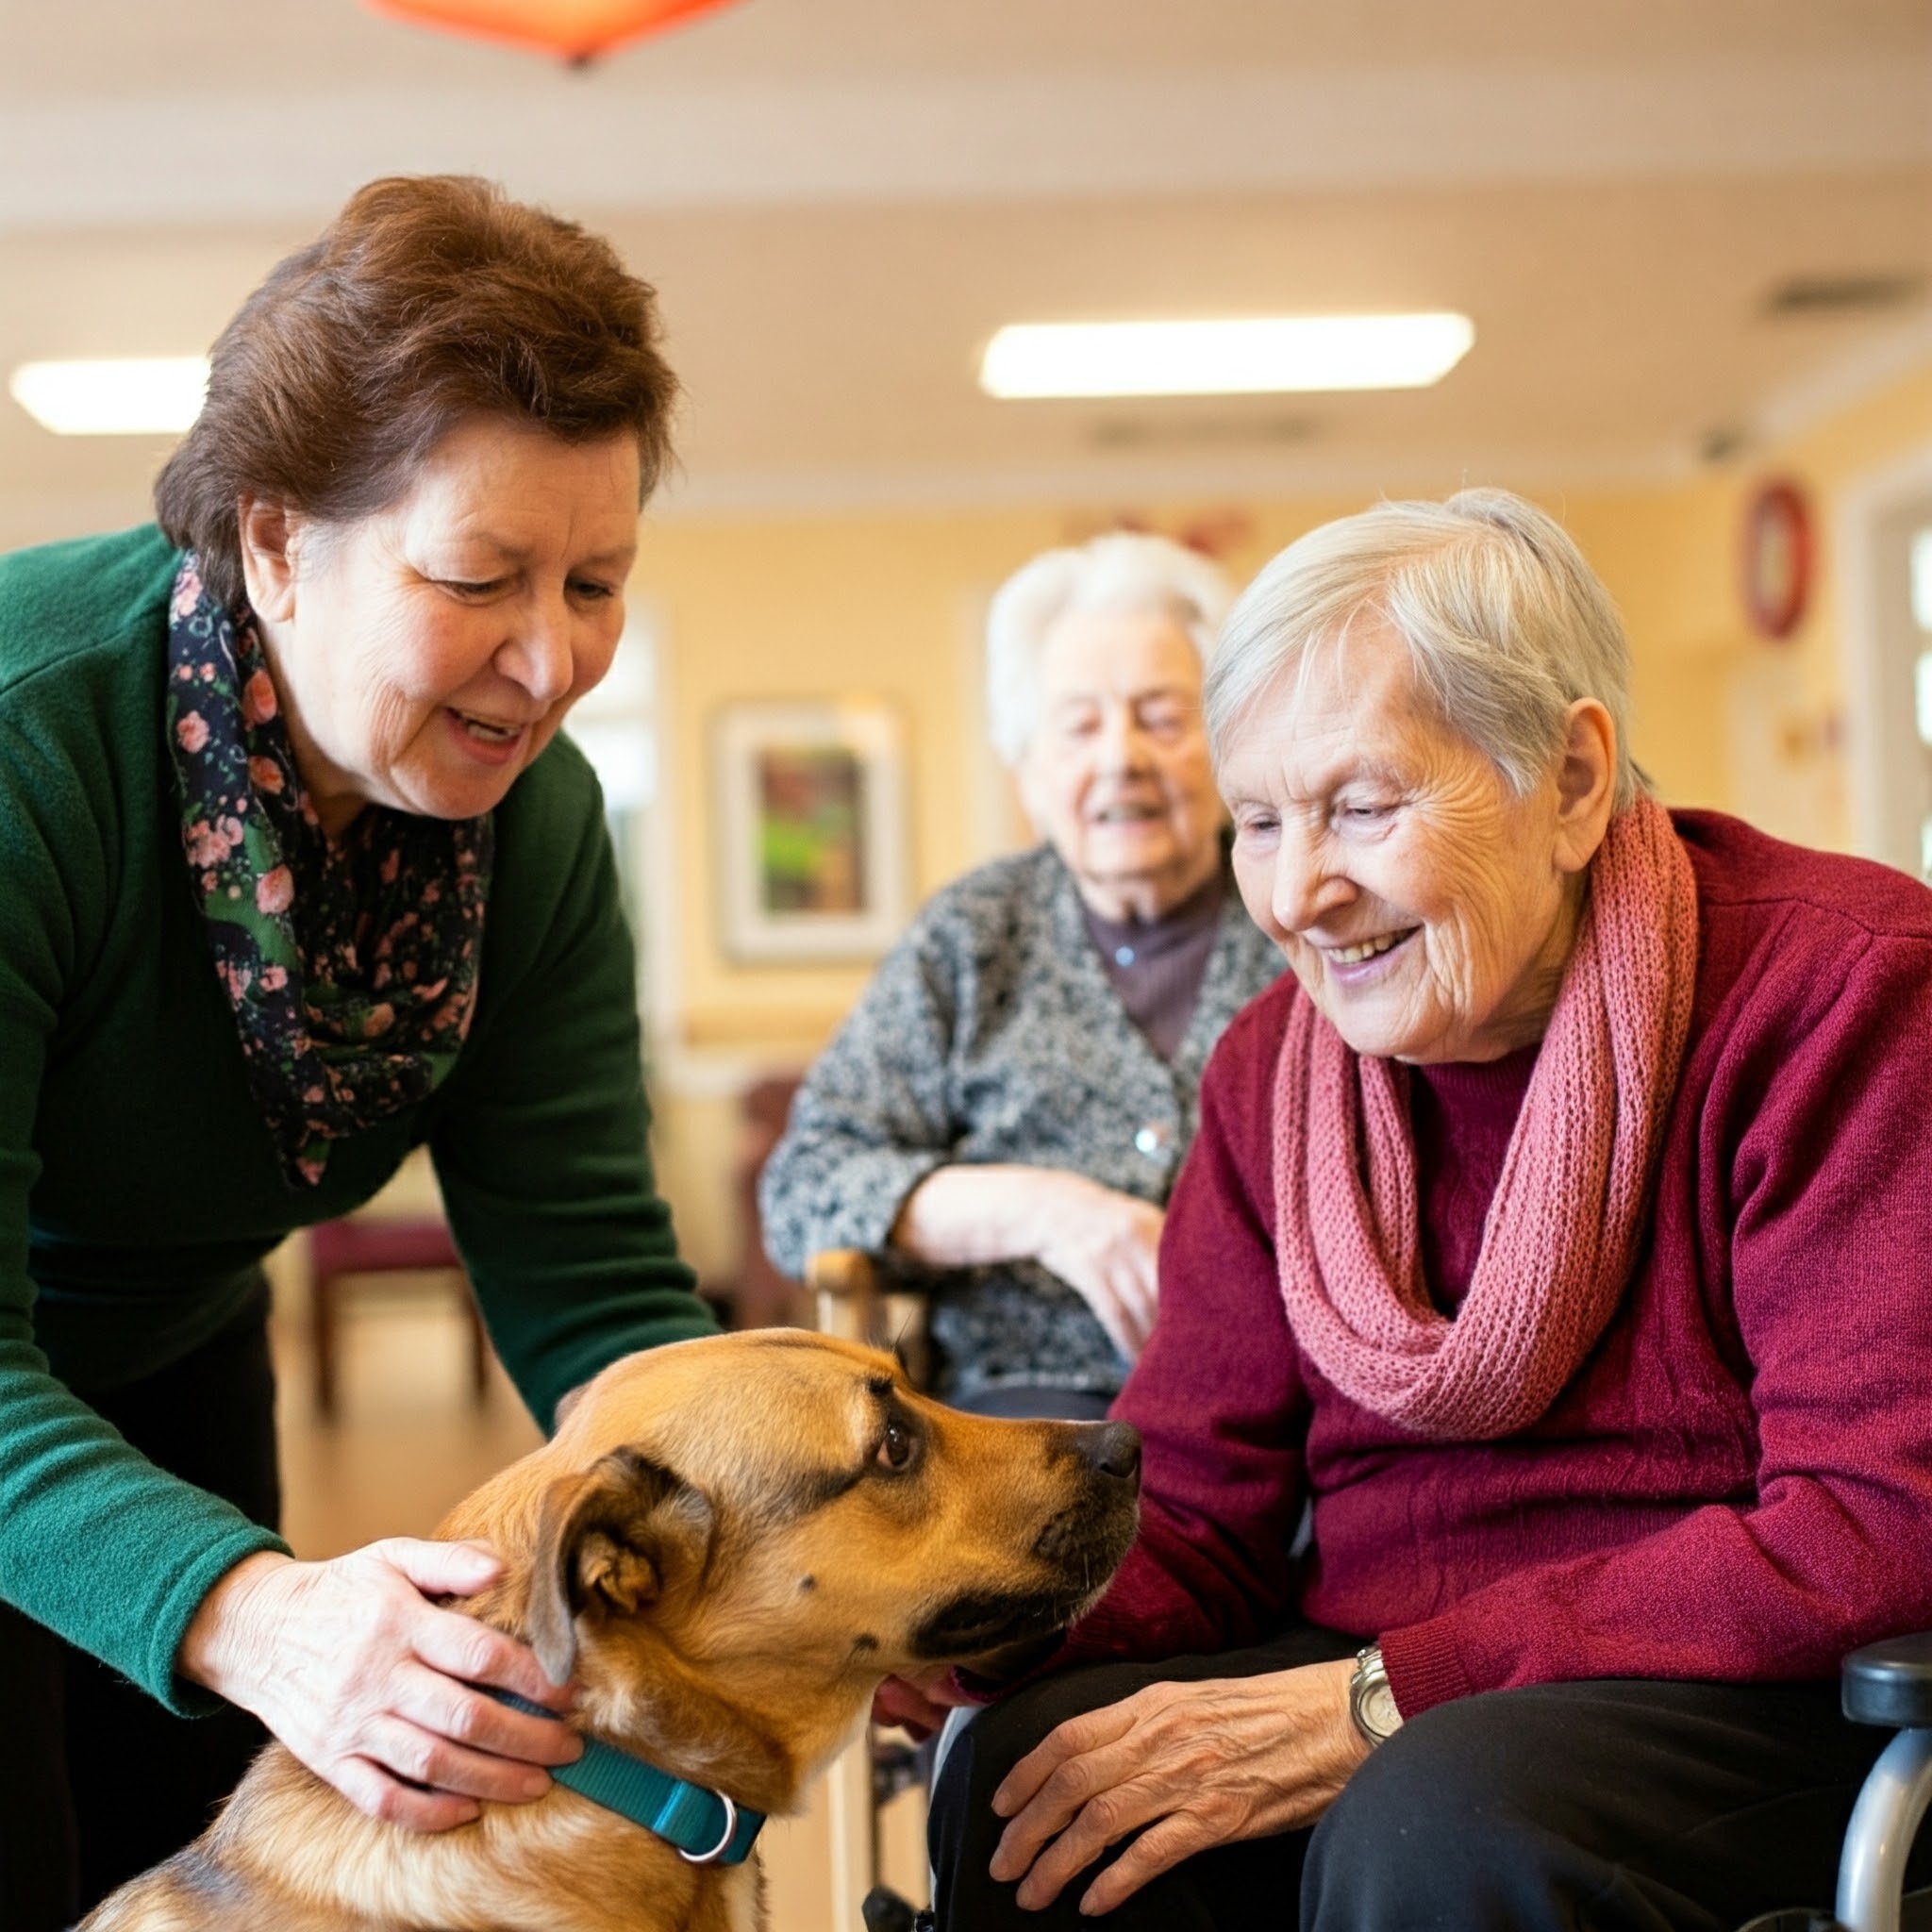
[79,1329,1140,1931]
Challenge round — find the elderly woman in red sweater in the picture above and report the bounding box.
[918,488,1932,1930]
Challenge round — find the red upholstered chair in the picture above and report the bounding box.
[731,1072,808,1328]
[306,1215,491,1419]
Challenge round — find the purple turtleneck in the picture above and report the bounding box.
[1079,869,1226,1062]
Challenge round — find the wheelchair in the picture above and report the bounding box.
[1738,1634,1932,1932]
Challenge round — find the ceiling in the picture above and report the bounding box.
[3,0,1930,538]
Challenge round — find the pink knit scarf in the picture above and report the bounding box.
[1270,797,1699,1441]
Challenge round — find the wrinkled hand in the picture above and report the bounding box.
[1034,1177,1164,1360]
[871,1662,977,1740]
[177,1541,582,1831]
[988,1660,1366,1915]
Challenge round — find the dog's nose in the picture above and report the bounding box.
[1073,1422,1141,1483]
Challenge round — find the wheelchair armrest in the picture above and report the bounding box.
[1845,1635,1932,1729]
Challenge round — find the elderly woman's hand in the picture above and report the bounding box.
[986,1657,1365,1915]
[1033,1175,1164,1360]
[177,1542,582,1831]
[891,1166,1165,1360]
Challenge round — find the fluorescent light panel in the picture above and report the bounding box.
[9,358,210,435]
[979,314,1474,400]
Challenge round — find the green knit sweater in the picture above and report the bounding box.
[0,525,717,1711]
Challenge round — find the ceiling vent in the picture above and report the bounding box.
[1761,273,1925,319]
[1088,412,1322,452]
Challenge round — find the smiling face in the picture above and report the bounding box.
[1015,607,1223,922]
[1222,619,1607,1064]
[241,416,641,837]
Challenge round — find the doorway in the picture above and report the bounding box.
[1842,456,1932,880]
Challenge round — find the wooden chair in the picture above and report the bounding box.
[733,1074,811,1328]
[807,1247,886,1343]
[808,1247,935,1390]
[307,1214,491,1420]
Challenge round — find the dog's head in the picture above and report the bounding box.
[445,1330,1138,1807]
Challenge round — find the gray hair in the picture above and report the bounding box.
[986,531,1235,767]
[1205,489,1641,810]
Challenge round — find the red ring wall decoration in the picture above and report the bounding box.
[1740,478,1813,641]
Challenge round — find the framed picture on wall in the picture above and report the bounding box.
[712,699,910,962]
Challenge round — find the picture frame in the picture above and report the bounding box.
[712,700,910,962]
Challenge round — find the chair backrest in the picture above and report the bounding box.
[807,1248,936,1390]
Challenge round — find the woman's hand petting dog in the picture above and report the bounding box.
[176,1540,583,1830]
[987,1659,1368,1915]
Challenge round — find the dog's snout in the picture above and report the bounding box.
[1073,1422,1141,1484]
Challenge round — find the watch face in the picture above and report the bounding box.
[1362,1679,1401,1740]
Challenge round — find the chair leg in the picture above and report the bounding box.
[311,1270,339,1420]
[462,1285,491,1407]
[824,1725,879,1928]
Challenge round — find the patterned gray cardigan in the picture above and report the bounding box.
[758,844,1285,1404]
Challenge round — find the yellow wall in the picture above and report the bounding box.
[1705,364,1932,852]
[1565,363,1932,855]
[638,363,1932,1284]
[635,486,1716,1055]
[640,510,1049,1053]
[1745,363,1932,708]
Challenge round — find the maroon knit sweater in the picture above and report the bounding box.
[1064,810,1932,1718]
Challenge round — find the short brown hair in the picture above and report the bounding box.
[156,175,678,612]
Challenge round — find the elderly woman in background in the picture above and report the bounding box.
[0,176,718,1928]
[923,489,1932,1929]
[760,533,1282,1420]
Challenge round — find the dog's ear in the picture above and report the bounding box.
[525,1445,712,1686]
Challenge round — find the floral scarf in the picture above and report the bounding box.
[165,556,492,1188]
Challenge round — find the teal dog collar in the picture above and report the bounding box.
[489,1690,765,1866]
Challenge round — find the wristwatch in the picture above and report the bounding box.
[1348,1643,1403,1747]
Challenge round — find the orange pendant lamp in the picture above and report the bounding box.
[363,0,745,64]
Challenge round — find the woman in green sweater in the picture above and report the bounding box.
[0,175,719,1927]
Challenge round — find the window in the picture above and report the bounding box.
[565,606,663,1001]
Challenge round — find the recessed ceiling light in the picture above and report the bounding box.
[979,314,1474,400]
[8,358,210,436]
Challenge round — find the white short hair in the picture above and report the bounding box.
[986,531,1235,768]
[1204,488,1641,810]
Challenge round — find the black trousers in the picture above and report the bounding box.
[0,1285,281,1931]
[930,1624,1930,1931]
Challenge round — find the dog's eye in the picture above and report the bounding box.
[875,1418,914,1472]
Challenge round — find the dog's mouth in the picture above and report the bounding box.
[908,1494,1141,1661]
[909,1586,1102,1661]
